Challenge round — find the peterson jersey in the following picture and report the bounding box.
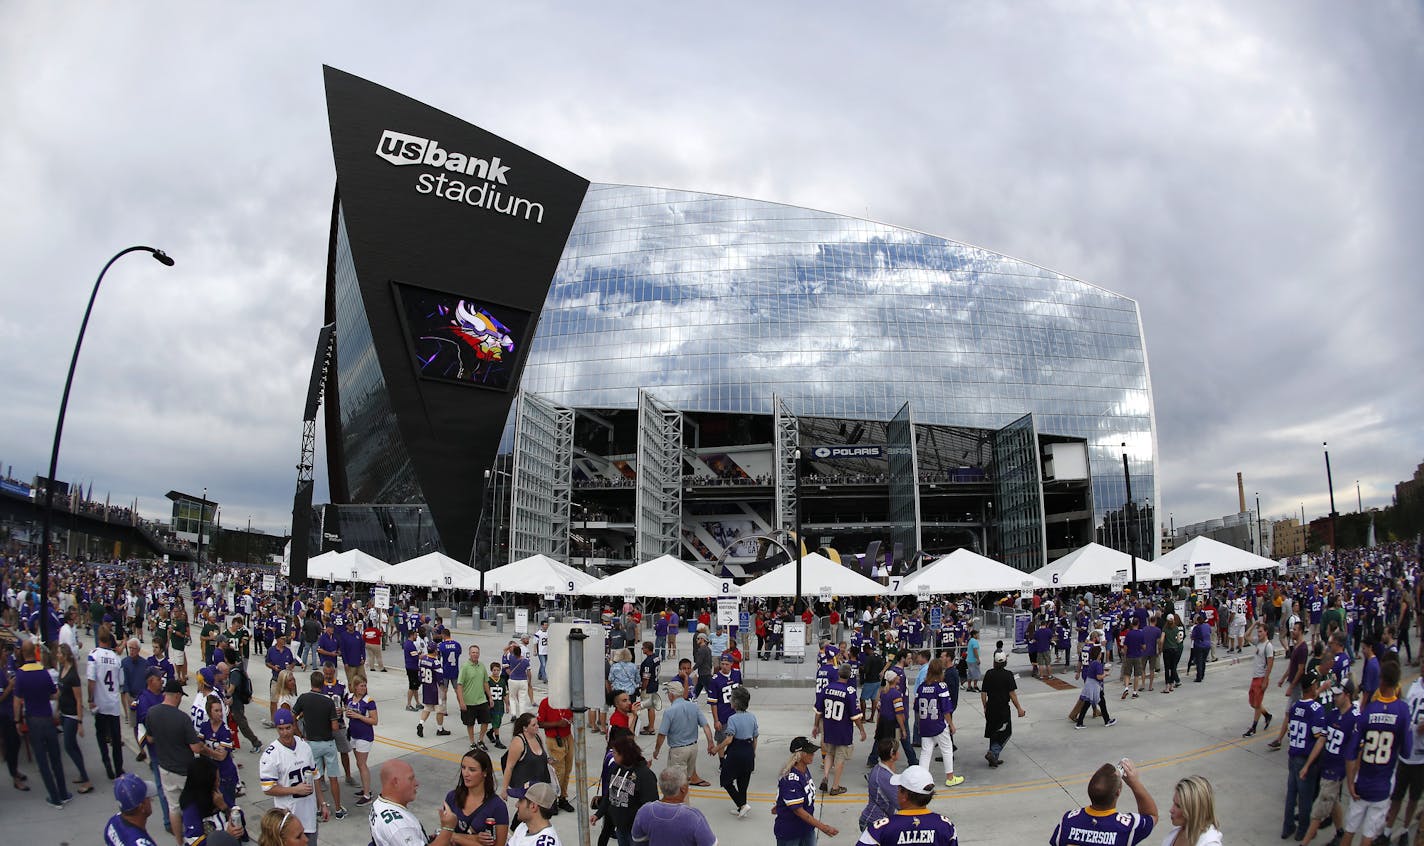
[1049,807,1154,846]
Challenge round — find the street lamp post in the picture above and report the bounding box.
[1255,492,1262,557]
[1323,442,1339,553]
[38,245,173,643]
[1356,481,1362,513]
[1121,443,1138,590]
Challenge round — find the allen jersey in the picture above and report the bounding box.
[859,808,959,846]
[1049,806,1154,846]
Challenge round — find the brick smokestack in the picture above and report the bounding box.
[1237,472,1247,514]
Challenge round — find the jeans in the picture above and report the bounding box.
[1284,755,1319,838]
[777,833,818,846]
[27,716,67,804]
[300,641,319,667]
[989,739,1005,759]
[94,712,124,776]
[538,654,548,683]
[150,758,172,832]
[61,715,90,782]
[0,716,20,778]
[615,829,634,846]
[1189,646,1208,681]
[1076,693,1112,727]
[1163,648,1182,686]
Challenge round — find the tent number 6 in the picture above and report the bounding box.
[1051,573,1060,585]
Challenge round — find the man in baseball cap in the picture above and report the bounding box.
[104,772,159,845]
[862,765,959,845]
[511,781,559,843]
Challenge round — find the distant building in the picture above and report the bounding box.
[1272,517,1307,557]
[1177,510,1271,557]
[1397,461,1424,505]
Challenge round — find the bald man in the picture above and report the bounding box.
[369,760,460,846]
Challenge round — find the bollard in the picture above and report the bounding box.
[497,613,506,634]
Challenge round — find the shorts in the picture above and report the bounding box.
[350,737,373,754]
[489,709,504,729]
[861,682,881,701]
[333,727,351,755]
[1312,778,1345,821]
[1123,657,1144,677]
[158,767,185,809]
[1248,677,1267,709]
[171,649,187,667]
[421,686,440,707]
[462,703,490,726]
[1392,762,1424,802]
[823,743,851,765]
[1345,797,1389,839]
[1036,652,1051,667]
[1147,654,1161,672]
[406,668,420,691]
[309,739,339,777]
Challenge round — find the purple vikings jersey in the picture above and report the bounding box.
[915,681,952,737]
[1287,697,1327,757]
[815,680,861,746]
[1049,806,1155,846]
[864,809,959,846]
[1348,694,1413,801]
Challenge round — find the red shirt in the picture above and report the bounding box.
[610,710,632,730]
[537,699,572,739]
[801,609,814,625]
[362,625,382,646]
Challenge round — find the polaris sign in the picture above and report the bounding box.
[810,445,885,460]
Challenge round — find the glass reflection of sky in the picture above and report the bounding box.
[516,184,1157,548]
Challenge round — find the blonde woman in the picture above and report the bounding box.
[275,669,298,713]
[1161,775,1221,846]
[258,806,308,845]
[773,737,838,845]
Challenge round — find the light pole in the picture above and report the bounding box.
[415,506,424,557]
[38,245,173,643]
[1356,481,1362,513]
[1323,442,1338,552]
[1122,443,1138,589]
[1255,492,1262,556]
[195,487,209,578]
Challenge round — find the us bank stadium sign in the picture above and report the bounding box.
[376,130,547,223]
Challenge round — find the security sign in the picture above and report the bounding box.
[818,585,833,603]
[1193,562,1211,591]
[373,585,391,609]
[262,575,276,593]
[544,584,557,601]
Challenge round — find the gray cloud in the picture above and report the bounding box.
[1,2,1419,538]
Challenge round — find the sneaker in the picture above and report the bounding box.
[557,798,576,813]
[476,742,488,751]
[1105,719,1118,727]
[491,738,506,750]
[436,728,452,736]
[820,780,828,792]
[945,775,965,788]
[729,807,742,817]
[334,807,348,820]
[356,793,373,807]
[1074,724,1086,730]
[1267,740,1283,750]
[1121,688,1130,700]
[1131,692,1139,699]
[46,799,64,810]
[417,723,425,738]
[1243,727,1257,738]
[737,804,751,819]
[1264,713,1274,731]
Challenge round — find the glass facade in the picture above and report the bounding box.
[332,184,1157,559]
[517,184,1157,554]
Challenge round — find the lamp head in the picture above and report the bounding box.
[151,249,175,267]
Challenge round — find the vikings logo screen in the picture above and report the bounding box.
[394,283,533,390]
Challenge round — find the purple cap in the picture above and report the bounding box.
[114,772,157,811]
[197,666,216,686]
[273,707,296,727]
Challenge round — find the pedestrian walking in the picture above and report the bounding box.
[860,764,959,845]
[1281,669,1326,841]
[772,737,838,846]
[499,713,552,802]
[1075,645,1117,730]
[981,650,1026,768]
[56,643,96,795]
[859,738,900,832]
[1297,680,1356,846]
[1244,620,1276,737]
[14,642,69,808]
[915,657,962,788]
[595,734,658,846]
[1161,613,1185,693]
[104,772,161,846]
[259,707,320,844]
[651,681,715,789]
[509,782,563,846]
[711,686,758,818]
[88,625,127,778]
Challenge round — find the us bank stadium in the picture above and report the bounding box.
[292,68,1159,583]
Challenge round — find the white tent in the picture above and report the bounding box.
[377,551,478,588]
[307,549,389,581]
[484,554,599,595]
[897,548,1048,595]
[578,555,724,599]
[740,552,887,597]
[1155,536,1280,579]
[1029,542,1172,587]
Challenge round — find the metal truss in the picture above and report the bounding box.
[509,392,574,563]
[772,394,800,538]
[635,389,683,562]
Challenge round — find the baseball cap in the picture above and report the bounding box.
[113,772,158,812]
[197,666,216,687]
[273,707,296,727]
[162,679,185,694]
[993,651,1008,664]
[523,781,557,810]
[1327,678,1357,698]
[891,765,936,794]
[789,736,820,754]
[883,669,899,683]
[146,666,165,679]
[1300,668,1322,689]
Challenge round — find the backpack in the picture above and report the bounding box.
[234,667,253,705]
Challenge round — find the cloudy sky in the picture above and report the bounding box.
[1,2,1420,540]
